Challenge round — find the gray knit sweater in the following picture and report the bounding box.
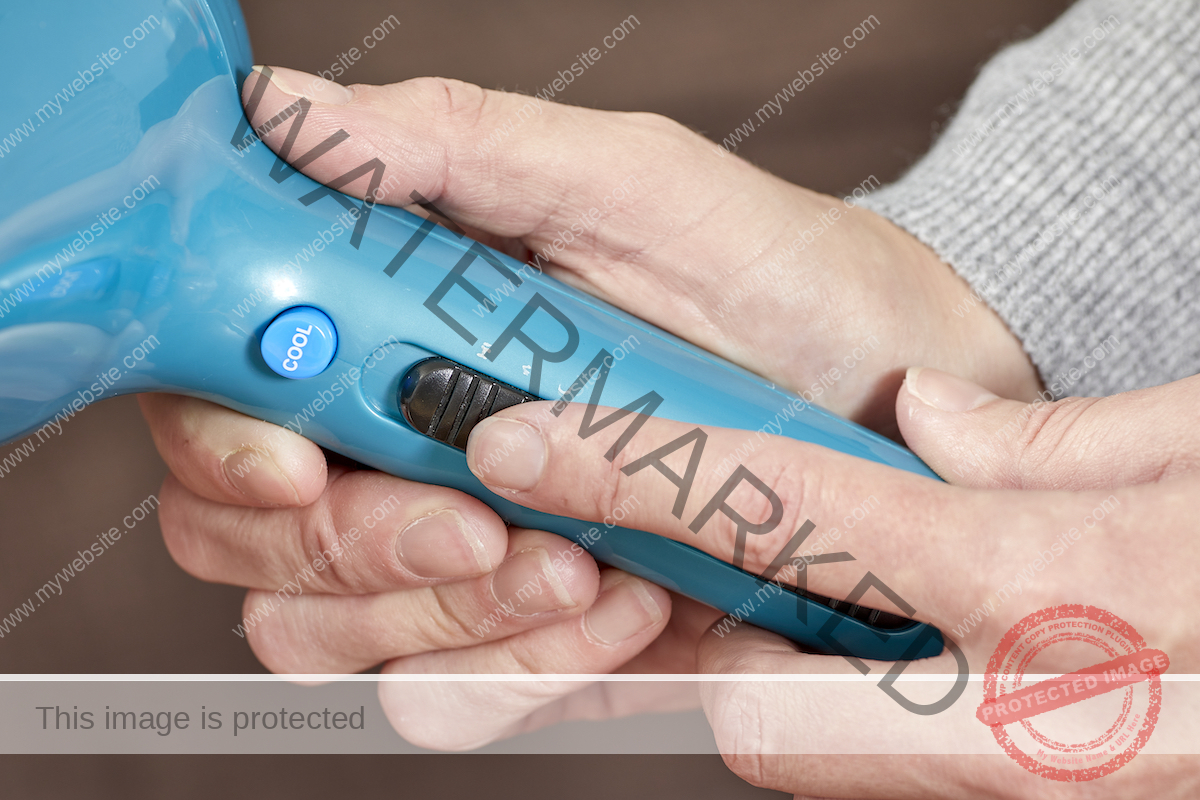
[858,0,1200,398]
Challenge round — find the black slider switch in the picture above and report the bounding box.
[399,358,538,450]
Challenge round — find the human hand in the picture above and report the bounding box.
[139,391,690,749]
[367,366,1199,766]
[237,66,1040,435]
[140,63,1043,749]
[643,368,1195,799]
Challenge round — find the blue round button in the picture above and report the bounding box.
[261,306,338,379]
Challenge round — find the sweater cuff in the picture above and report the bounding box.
[857,0,1200,398]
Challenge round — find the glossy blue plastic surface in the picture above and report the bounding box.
[0,0,945,661]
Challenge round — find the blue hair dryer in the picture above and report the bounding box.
[0,0,946,661]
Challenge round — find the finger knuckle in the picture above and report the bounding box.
[721,750,773,789]
[414,585,476,648]
[623,110,694,143]
[157,477,216,581]
[601,444,645,524]
[242,592,308,674]
[500,637,546,675]
[696,450,814,573]
[707,682,771,786]
[755,457,817,566]
[292,498,357,593]
[401,76,490,128]
[1013,397,1101,484]
[708,680,815,792]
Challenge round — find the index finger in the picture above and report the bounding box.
[462,400,1095,633]
[139,393,327,507]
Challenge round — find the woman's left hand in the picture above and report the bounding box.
[456,367,1200,797]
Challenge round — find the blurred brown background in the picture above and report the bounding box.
[0,0,1071,796]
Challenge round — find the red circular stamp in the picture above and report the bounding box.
[976,604,1168,782]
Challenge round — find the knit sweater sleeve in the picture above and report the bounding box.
[856,0,1200,398]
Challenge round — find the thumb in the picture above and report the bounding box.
[239,65,737,243]
[896,367,1200,490]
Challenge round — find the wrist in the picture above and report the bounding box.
[836,207,1042,435]
[899,217,1043,403]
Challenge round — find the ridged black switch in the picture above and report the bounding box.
[399,358,537,450]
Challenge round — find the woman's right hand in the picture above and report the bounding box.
[140,64,1043,749]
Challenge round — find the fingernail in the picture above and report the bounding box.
[256,65,354,105]
[396,509,492,578]
[490,548,574,616]
[584,578,664,646]
[466,418,545,491]
[222,447,300,505]
[905,366,998,412]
